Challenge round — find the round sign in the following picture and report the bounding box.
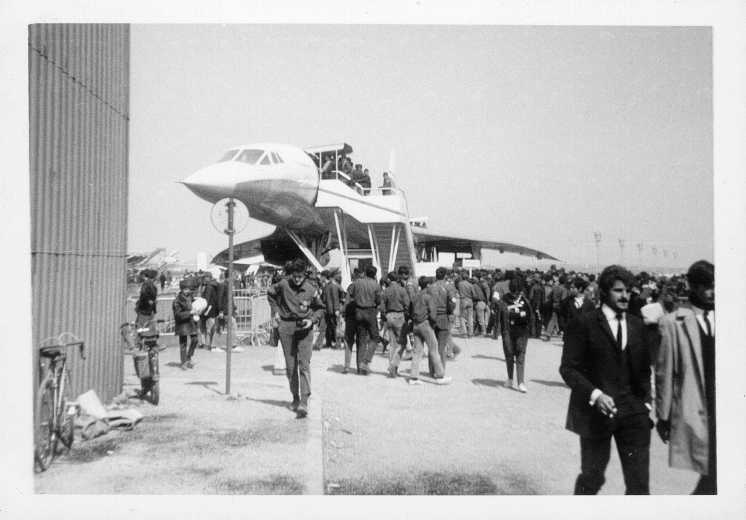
[210,198,250,235]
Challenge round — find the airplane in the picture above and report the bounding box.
[181,142,558,286]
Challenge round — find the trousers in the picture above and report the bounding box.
[178,334,198,364]
[474,301,489,335]
[355,307,384,367]
[503,332,528,384]
[460,298,474,336]
[409,321,444,380]
[277,320,314,406]
[574,413,651,495]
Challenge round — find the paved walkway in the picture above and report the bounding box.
[35,334,698,494]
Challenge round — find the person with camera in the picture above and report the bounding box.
[267,259,324,418]
[499,276,534,393]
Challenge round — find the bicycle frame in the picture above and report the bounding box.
[35,338,85,471]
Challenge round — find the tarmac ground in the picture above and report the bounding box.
[34,332,698,495]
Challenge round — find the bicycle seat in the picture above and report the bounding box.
[39,346,65,359]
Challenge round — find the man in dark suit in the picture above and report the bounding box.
[558,278,596,333]
[560,265,653,495]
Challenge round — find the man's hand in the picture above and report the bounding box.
[300,319,313,330]
[594,393,618,418]
[656,419,671,443]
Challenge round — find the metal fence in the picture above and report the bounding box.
[127,291,272,338]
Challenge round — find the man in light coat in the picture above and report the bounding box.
[655,260,716,494]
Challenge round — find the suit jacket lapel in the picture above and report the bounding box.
[596,309,618,353]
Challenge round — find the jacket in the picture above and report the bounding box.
[560,308,651,438]
[267,278,324,323]
[135,280,158,315]
[655,305,711,474]
[499,292,535,347]
[322,280,345,315]
[202,280,220,318]
[172,292,196,336]
[429,279,457,330]
[381,283,410,313]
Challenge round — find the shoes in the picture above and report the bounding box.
[359,367,370,376]
[296,404,308,419]
[518,383,528,393]
[504,380,514,389]
[408,379,423,386]
[342,366,349,374]
[290,399,300,412]
[435,376,453,385]
[179,363,188,370]
[186,361,194,369]
[231,346,244,353]
[387,366,398,378]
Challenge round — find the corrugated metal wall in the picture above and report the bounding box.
[29,24,130,402]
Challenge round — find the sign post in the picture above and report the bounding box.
[225,199,234,395]
[211,198,249,396]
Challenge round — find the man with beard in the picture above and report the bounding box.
[655,260,716,494]
[560,265,652,494]
[267,259,324,418]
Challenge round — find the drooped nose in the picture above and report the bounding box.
[180,163,245,203]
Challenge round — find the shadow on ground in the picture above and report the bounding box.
[326,470,539,494]
[471,378,508,388]
[530,378,568,388]
[472,354,505,362]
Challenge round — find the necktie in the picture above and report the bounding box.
[615,313,623,351]
[704,311,713,337]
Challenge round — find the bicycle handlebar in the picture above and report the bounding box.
[38,341,86,360]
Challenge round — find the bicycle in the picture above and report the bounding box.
[34,333,86,472]
[238,325,271,347]
[120,320,166,405]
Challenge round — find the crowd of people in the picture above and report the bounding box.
[134,257,716,495]
[318,151,395,195]
[134,268,242,370]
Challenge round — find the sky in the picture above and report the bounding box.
[128,24,712,270]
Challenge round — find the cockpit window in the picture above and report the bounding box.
[218,149,239,162]
[259,153,271,165]
[275,153,284,164]
[236,149,264,165]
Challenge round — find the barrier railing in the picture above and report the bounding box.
[321,169,401,197]
[127,292,272,336]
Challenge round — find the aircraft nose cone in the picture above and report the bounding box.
[181,164,238,203]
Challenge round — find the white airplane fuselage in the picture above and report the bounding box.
[182,143,324,230]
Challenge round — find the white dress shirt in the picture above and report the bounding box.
[589,304,634,407]
[601,303,627,350]
[691,305,715,337]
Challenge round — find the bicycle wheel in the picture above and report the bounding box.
[34,375,56,472]
[257,330,270,346]
[57,374,74,452]
[150,381,160,406]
